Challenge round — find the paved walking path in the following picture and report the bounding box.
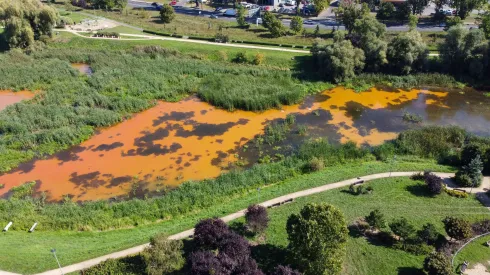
[60,29,311,53]
[0,171,486,274]
[23,171,487,275]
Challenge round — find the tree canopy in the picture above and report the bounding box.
[142,234,185,275]
[159,4,175,24]
[387,30,428,74]
[0,0,59,49]
[286,203,348,275]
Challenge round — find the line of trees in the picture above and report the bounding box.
[71,0,127,10]
[311,6,490,83]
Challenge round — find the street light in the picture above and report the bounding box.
[50,248,64,275]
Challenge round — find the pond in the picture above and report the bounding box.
[71,63,93,76]
[1,87,490,201]
[0,91,34,111]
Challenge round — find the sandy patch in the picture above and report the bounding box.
[465,263,490,275]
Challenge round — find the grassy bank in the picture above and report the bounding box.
[243,177,489,275]
[0,160,456,274]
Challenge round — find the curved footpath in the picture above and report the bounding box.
[1,171,488,275]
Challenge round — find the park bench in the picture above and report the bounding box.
[267,198,295,209]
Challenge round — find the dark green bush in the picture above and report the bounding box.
[372,142,396,161]
[454,171,482,187]
[81,256,145,275]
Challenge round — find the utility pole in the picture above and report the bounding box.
[50,249,64,275]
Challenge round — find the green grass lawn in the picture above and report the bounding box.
[454,235,490,272]
[51,31,306,68]
[103,25,147,35]
[0,160,457,274]
[237,177,490,275]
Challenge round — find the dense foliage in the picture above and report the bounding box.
[0,0,58,49]
[286,203,348,275]
[423,251,453,275]
[141,234,184,274]
[365,209,386,230]
[425,173,443,195]
[443,216,472,240]
[245,204,269,234]
[159,4,175,24]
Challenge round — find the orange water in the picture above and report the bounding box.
[0,91,35,111]
[0,87,482,201]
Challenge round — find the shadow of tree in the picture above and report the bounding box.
[397,267,425,275]
[251,243,290,274]
[229,221,255,238]
[405,184,433,197]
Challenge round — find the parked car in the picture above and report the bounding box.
[224,9,237,16]
[210,14,219,19]
[169,1,177,5]
[151,2,159,6]
[285,0,296,6]
[215,7,223,12]
[304,19,316,25]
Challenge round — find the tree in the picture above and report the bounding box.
[365,209,386,230]
[272,265,302,275]
[376,2,395,20]
[236,5,248,27]
[433,0,448,11]
[338,0,370,33]
[407,0,428,14]
[262,11,274,29]
[408,14,418,30]
[218,232,251,265]
[440,26,488,78]
[286,203,348,275]
[423,251,453,275]
[417,223,439,245]
[142,233,185,275]
[389,217,416,242]
[462,156,484,187]
[159,4,175,24]
[0,0,59,49]
[480,12,490,39]
[312,0,331,14]
[451,0,485,19]
[461,144,484,166]
[189,250,229,275]
[290,16,303,34]
[425,173,443,195]
[443,216,472,241]
[311,35,365,83]
[245,204,269,234]
[396,2,411,20]
[194,218,230,250]
[387,30,428,74]
[263,12,286,37]
[352,15,387,71]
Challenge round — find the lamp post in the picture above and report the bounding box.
[50,249,64,275]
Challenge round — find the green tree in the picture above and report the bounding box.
[440,25,488,78]
[408,14,418,30]
[0,0,58,49]
[423,251,453,275]
[451,0,485,19]
[480,12,490,38]
[396,2,411,20]
[142,234,185,275]
[443,216,472,241]
[236,5,248,27]
[286,203,348,275]
[376,2,395,20]
[389,217,416,242]
[262,10,275,29]
[338,0,370,33]
[387,30,428,74]
[290,16,303,33]
[311,34,365,83]
[417,223,439,244]
[159,4,175,24]
[407,0,428,14]
[312,0,331,14]
[460,155,484,187]
[352,15,387,71]
[365,209,386,230]
[267,15,286,37]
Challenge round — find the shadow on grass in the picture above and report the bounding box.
[229,221,255,238]
[405,184,433,197]
[251,243,290,274]
[347,224,365,238]
[397,267,425,275]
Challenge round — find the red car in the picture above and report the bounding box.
[170,1,177,5]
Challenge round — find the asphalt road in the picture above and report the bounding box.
[128,0,477,31]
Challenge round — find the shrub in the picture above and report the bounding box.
[232,52,248,63]
[214,33,229,43]
[245,204,269,234]
[402,112,423,123]
[159,4,175,24]
[81,256,144,275]
[194,218,230,250]
[389,217,415,241]
[423,251,453,275]
[372,142,395,161]
[306,157,324,172]
[393,242,433,255]
[142,234,184,274]
[9,181,36,199]
[461,144,484,166]
[417,223,439,245]
[443,216,472,241]
[410,172,425,181]
[454,171,473,187]
[218,232,251,265]
[290,16,303,33]
[188,250,226,275]
[425,173,443,195]
[365,209,386,230]
[471,220,490,235]
[444,188,468,198]
[252,53,265,65]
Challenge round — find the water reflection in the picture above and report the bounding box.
[1,87,490,201]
